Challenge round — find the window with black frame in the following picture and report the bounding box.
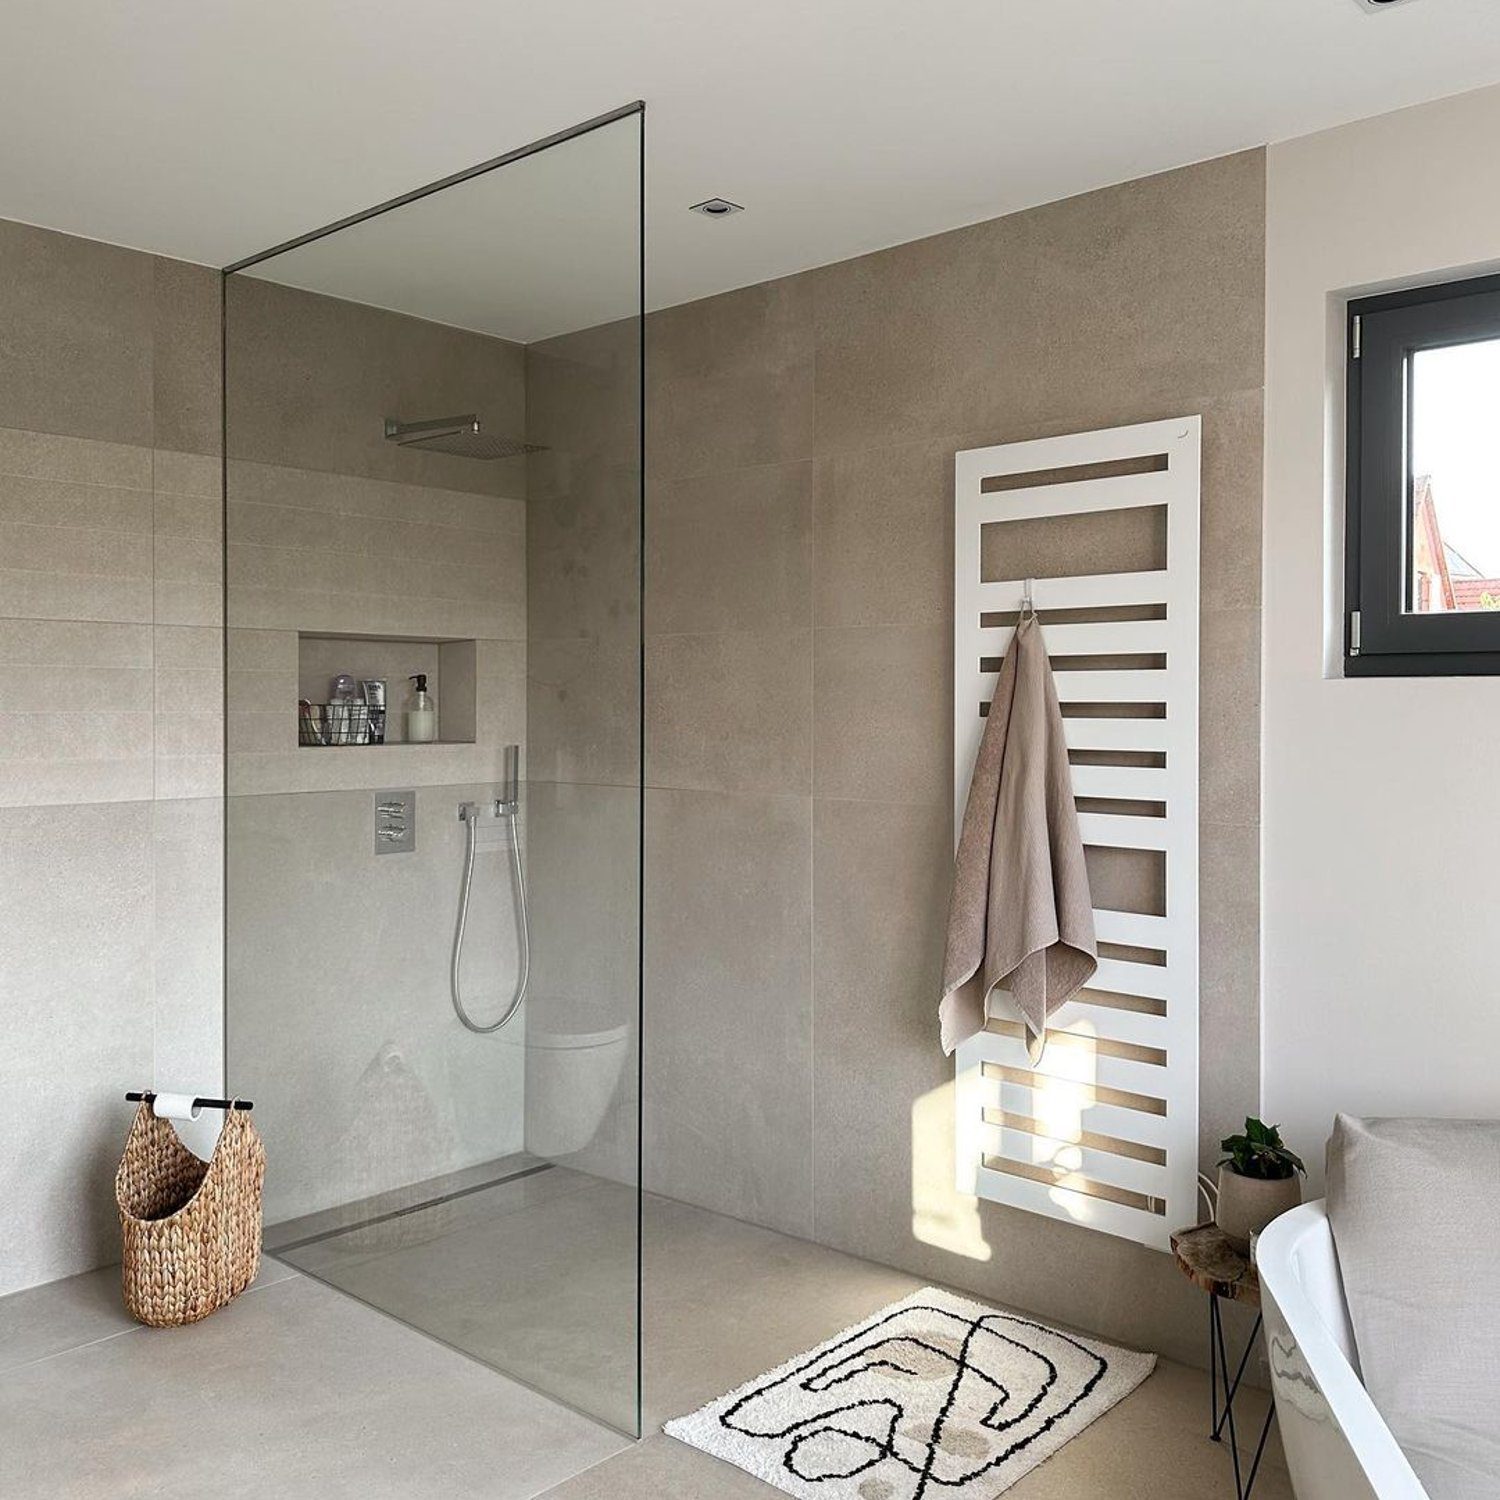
[1346,272,1500,675]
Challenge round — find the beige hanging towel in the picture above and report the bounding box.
[940,613,1097,1060]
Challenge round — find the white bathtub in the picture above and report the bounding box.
[1256,1201,1428,1500]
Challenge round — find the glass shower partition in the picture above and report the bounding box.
[222,107,644,1435]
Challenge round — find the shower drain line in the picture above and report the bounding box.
[269,1159,556,1256]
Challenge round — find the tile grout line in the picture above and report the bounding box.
[0,1266,297,1382]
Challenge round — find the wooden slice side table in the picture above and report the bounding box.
[1171,1223,1276,1499]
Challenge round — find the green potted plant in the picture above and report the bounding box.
[1216,1117,1305,1255]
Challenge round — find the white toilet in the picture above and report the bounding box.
[524,1022,630,1158]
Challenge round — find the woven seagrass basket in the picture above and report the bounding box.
[114,1100,265,1327]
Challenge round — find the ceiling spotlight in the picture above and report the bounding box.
[1351,0,1419,9]
[690,198,744,218]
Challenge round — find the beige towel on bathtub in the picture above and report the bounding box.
[940,613,1097,1060]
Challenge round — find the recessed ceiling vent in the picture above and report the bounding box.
[1353,0,1418,9]
[689,198,744,217]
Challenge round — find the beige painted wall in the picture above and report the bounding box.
[641,150,1266,1366]
[0,218,223,1294]
[1263,84,1500,1187]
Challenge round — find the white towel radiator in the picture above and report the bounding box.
[952,416,1201,1251]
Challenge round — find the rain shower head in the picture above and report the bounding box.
[383,414,546,461]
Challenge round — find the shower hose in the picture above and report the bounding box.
[450,803,530,1034]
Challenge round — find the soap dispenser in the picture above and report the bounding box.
[406,674,437,744]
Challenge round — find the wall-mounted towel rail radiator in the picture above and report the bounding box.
[952,416,1201,1251]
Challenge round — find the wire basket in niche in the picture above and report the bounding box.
[299,701,380,746]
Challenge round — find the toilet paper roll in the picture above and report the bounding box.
[151,1092,202,1121]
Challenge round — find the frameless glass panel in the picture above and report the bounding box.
[223,110,642,1435]
[1408,339,1500,615]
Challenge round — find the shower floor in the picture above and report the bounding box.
[0,1185,1294,1499]
[270,1155,640,1432]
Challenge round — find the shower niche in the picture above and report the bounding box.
[296,633,480,748]
[223,106,644,1436]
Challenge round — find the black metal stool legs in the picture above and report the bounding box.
[1209,1291,1276,1499]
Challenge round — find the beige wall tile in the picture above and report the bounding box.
[227,583,520,641]
[0,569,154,624]
[229,459,523,537]
[0,521,152,582]
[1201,389,1265,611]
[644,787,813,1236]
[1085,844,1167,917]
[437,640,478,744]
[153,624,220,673]
[0,473,152,533]
[635,150,1266,1370]
[648,461,812,636]
[524,779,640,1185]
[151,797,224,1155]
[0,801,154,1294]
[0,664,151,712]
[228,742,516,798]
[227,626,297,674]
[0,427,153,490]
[155,755,223,802]
[0,711,152,763]
[646,630,811,795]
[0,758,155,808]
[0,219,153,446]
[226,785,525,1222]
[1201,606,1261,828]
[525,318,639,465]
[226,709,295,756]
[980,504,1168,583]
[810,152,1265,456]
[813,441,952,629]
[0,618,151,669]
[1199,819,1261,1166]
[225,276,526,499]
[154,491,221,544]
[152,260,222,458]
[527,634,639,788]
[473,638,526,758]
[154,713,219,757]
[812,624,951,805]
[525,460,637,642]
[648,278,815,482]
[810,801,952,1215]
[153,469,223,634]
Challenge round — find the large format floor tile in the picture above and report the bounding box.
[282,1166,639,1434]
[0,1181,1290,1499]
[540,1193,1293,1500]
[0,1268,625,1499]
[0,1257,296,1378]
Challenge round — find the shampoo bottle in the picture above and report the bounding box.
[406,673,437,743]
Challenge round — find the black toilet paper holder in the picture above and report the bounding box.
[125,1091,254,1112]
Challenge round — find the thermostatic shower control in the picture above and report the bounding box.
[374,789,416,855]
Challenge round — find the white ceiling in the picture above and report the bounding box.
[239,118,642,343]
[5,0,1500,340]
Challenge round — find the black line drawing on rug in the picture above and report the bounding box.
[717,1303,1109,1495]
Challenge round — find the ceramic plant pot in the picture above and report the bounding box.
[1216,1167,1301,1256]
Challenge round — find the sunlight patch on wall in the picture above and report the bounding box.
[912,1076,991,1261]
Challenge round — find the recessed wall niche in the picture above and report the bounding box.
[296,633,478,746]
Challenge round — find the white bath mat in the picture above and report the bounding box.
[664,1287,1155,1499]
